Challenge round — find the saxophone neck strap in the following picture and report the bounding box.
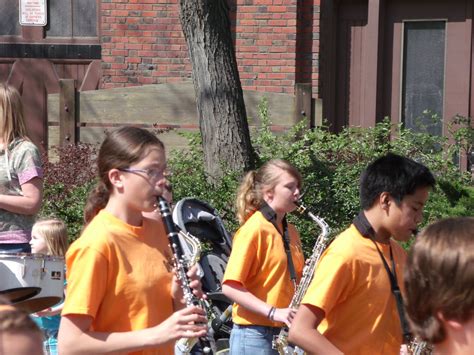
[353,211,411,343]
[260,202,297,287]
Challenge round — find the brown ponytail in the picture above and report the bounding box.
[83,182,110,225]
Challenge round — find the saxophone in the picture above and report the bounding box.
[157,197,213,354]
[272,201,331,355]
[406,337,433,355]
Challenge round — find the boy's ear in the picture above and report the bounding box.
[379,192,391,210]
[108,168,123,188]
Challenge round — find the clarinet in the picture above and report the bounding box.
[157,196,212,354]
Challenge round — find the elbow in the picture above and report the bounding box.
[27,193,43,214]
[58,338,72,355]
[288,327,298,344]
[288,322,305,346]
[58,334,83,355]
[29,201,42,215]
[19,196,42,215]
[58,325,79,355]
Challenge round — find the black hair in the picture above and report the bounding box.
[359,153,435,210]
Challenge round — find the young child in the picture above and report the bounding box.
[222,159,305,354]
[57,126,207,354]
[29,218,69,355]
[404,217,474,355]
[0,83,43,253]
[288,153,436,354]
[0,296,44,355]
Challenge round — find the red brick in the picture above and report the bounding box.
[99,0,320,100]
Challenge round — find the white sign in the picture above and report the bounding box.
[19,0,47,26]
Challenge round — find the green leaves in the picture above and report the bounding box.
[169,100,473,255]
[39,104,473,253]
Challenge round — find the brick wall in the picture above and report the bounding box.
[100,0,320,97]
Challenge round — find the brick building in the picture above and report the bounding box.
[100,0,319,96]
[1,0,473,170]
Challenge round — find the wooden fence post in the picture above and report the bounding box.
[294,83,312,127]
[59,79,78,146]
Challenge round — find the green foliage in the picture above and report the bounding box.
[41,182,95,243]
[40,102,473,254]
[168,100,473,256]
[39,143,97,243]
[167,131,241,234]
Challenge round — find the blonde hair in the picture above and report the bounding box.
[0,83,29,147]
[235,159,302,224]
[31,219,69,256]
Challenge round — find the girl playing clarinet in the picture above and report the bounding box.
[58,126,207,354]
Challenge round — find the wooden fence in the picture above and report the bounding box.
[47,79,322,152]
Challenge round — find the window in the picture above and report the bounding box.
[0,0,20,36]
[401,21,446,136]
[46,0,97,38]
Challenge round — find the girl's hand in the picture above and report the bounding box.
[273,307,297,327]
[35,307,52,317]
[148,306,208,345]
[399,344,409,355]
[187,265,206,300]
[171,265,207,303]
[34,307,62,317]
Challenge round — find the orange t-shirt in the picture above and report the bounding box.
[62,210,175,355]
[223,211,305,327]
[302,224,407,355]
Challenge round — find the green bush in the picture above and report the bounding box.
[169,100,473,255]
[39,143,97,243]
[40,101,473,253]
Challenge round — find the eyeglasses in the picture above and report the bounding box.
[118,167,170,181]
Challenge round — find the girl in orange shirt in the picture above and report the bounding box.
[222,159,305,354]
[58,127,207,355]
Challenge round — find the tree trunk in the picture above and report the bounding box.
[179,0,254,181]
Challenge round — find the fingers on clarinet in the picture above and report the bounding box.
[183,312,207,322]
[188,279,202,289]
[192,289,205,299]
[187,265,199,278]
[181,326,207,338]
[180,306,205,316]
[189,305,206,315]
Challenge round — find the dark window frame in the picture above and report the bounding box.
[0,0,100,45]
[400,19,447,136]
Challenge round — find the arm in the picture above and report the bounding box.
[0,177,43,214]
[222,280,295,326]
[34,303,63,317]
[58,308,208,355]
[288,304,343,355]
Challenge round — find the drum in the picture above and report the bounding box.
[0,253,65,313]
